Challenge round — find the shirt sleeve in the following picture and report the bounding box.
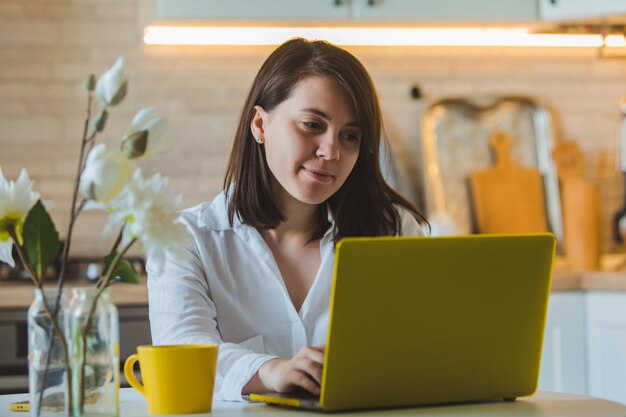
[146,222,278,402]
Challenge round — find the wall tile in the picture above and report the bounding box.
[1,0,626,255]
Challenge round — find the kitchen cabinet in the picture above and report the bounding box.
[538,291,626,405]
[153,0,626,27]
[154,0,539,22]
[538,292,588,395]
[154,0,352,21]
[539,0,626,21]
[586,292,626,405]
[353,0,538,22]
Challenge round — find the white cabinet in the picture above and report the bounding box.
[154,0,626,23]
[538,291,626,405]
[539,0,626,21]
[154,0,539,22]
[154,0,352,21]
[538,292,588,395]
[586,292,626,405]
[353,0,538,21]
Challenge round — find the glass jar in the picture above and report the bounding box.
[67,288,119,417]
[28,289,70,417]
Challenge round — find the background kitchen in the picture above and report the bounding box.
[1,0,626,405]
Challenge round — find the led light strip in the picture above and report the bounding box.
[143,26,626,48]
[604,34,626,47]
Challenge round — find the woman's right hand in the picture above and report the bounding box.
[257,345,325,395]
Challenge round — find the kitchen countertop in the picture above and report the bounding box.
[551,270,626,291]
[549,254,626,291]
[0,276,148,309]
[2,261,626,310]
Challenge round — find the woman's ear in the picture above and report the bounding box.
[250,105,267,144]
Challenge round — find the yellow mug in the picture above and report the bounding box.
[124,344,218,414]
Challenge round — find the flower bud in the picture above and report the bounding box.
[95,56,128,107]
[91,110,108,133]
[123,107,170,160]
[108,80,127,106]
[79,143,135,202]
[122,130,148,159]
[83,74,96,92]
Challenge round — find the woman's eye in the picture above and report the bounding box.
[342,131,362,143]
[302,120,322,130]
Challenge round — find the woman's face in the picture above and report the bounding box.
[252,76,362,208]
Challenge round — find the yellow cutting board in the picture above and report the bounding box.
[470,131,548,234]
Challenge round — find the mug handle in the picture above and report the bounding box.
[124,354,146,396]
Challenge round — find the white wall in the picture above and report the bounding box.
[1,0,625,256]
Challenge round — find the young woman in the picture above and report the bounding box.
[147,38,428,401]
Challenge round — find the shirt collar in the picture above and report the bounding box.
[197,191,237,231]
[324,206,336,238]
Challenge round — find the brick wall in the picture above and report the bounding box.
[1,0,625,256]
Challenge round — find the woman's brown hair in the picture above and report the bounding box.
[224,38,428,243]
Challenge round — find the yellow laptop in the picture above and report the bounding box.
[249,234,556,412]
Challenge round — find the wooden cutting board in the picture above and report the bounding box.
[470,131,548,234]
[553,142,601,270]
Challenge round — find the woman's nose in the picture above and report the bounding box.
[316,133,340,161]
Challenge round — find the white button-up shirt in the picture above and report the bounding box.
[147,191,426,401]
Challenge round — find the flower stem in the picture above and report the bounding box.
[110,225,124,255]
[96,225,125,289]
[56,92,93,294]
[8,228,74,416]
[77,237,136,413]
[45,89,94,417]
[8,228,39,284]
[74,198,87,219]
[35,290,73,417]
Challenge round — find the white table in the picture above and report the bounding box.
[2,388,626,416]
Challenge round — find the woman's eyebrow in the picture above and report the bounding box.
[299,107,360,128]
[300,107,331,121]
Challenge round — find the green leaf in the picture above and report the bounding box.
[22,200,61,280]
[103,251,138,285]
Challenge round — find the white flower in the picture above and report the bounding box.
[95,56,128,107]
[105,170,188,271]
[0,168,40,266]
[0,240,13,267]
[79,143,135,203]
[122,107,171,159]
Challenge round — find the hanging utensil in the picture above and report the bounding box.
[612,97,626,244]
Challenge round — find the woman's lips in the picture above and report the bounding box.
[303,167,335,182]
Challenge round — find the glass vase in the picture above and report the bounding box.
[67,288,119,417]
[28,289,70,417]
